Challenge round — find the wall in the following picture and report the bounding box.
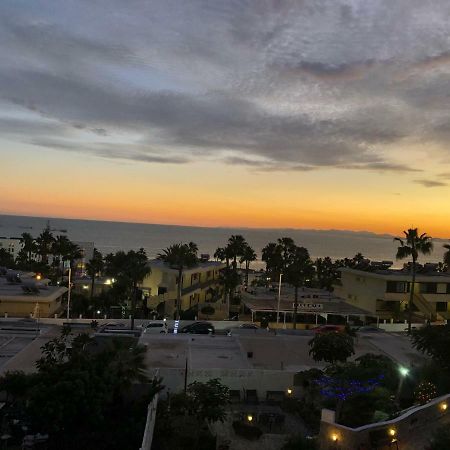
[157,367,295,399]
[318,394,450,450]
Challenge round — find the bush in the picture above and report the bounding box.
[282,435,318,450]
[232,421,263,440]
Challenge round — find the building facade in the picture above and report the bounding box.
[334,267,450,321]
[142,260,226,319]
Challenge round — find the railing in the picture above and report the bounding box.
[139,371,160,450]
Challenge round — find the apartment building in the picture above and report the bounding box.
[142,259,226,318]
[334,267,450,321]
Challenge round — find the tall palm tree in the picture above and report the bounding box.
[85,248,104,301]
[240,244,257,286]
[443,244,450,271]
[52,235,72,280]
[35,226,54,265]
[19,232,36,267]
[157,242,198,319]
[394,228,433,333]
[285,245,315,329]
[227,235,247,269]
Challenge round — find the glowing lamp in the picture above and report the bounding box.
[247,415,253,422]
[287,388,293,395]
[36,274,41,280]
[399,366,409,377]
[388,428,396,437]
[440,402,448,411]
[331,433,338,442]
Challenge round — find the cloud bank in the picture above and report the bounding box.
[1,0,450,176]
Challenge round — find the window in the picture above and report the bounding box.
[386,281,409,293]
[420,283,437,294]
[157,287,167,296]
[436,302,448,312]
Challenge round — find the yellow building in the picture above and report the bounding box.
[334,267,450,321]
[142,260,226,319]
[0,271,67,318]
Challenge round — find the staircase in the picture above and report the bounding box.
[412,293,442,321]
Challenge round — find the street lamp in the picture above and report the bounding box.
[276,273,283,324]
[396,366,409,406]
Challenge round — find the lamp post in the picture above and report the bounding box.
[396,366,409,407]
[276,273,283,324]
[66,266,72,320]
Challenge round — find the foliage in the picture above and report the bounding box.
[394,228,433,332]
[200,305,215,317]
[314,256,341,290]
[282,435,318,450]
[414,380,437,405]
[153,379,229,450]
[0,248,15,267]
[411,324,450,371]
[157,242,198,319]
[308,332,355,364]
[187,378,230,423]
[86,247,104,299]
[232,421,263,440]
[105,248,150,326]
[428,425,450,450]
[0,329,162,450]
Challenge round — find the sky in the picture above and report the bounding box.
[1,0,450,237]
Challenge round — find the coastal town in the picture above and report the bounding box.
[0,227,450,449]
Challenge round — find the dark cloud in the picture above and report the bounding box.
[413,180,447,188]
[0,0,449,173]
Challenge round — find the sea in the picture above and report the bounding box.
[0,214,446,268]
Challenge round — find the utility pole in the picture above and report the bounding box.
[67,267,72,320]
[276,273,283,323]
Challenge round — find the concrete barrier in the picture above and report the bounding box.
[319,393,450,450]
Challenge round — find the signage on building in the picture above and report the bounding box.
[294,303,323,311]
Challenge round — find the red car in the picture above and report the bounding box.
[312,325,343,334]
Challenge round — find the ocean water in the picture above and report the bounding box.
[0,214,446,267]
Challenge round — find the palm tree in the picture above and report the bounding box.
[227,235,247,269]
[240,244,257,286]
[19,232,36,267]
[85,248,104,301]
[157,242,198,319]
[285,245,315,329]
[52,235,72,280]
[395,228,433,333]
[443,244,450,271]
[35,226,54,265]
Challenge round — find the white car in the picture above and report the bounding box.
[142,321,168,334]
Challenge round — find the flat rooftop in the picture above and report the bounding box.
[140,330,426,371]
[0,273,67,301]
[242,286,371,316]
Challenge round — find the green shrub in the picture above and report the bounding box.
[232,421,263,440]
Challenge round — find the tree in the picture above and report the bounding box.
[86,248,104,301]
[240,244,257,286]
[0,248,14,267]
[35,226,55,265]
[394,228,433,333]
[308,333,355,365]
[314,257,340,291]
[411,324,450,371]
[18,232,36,268]
[105,249,151,328]
[443,243,450,271]
[285,245,315,329]
[227,235,247,270]
[200,305,215,318]
[186,378,230,423]
[157,243,198,320]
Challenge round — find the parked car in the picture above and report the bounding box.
[238,323,259,329]
[312,325,343,334]
[179,322,215,335]
[142,321,169,334]
[358,325,384,333]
